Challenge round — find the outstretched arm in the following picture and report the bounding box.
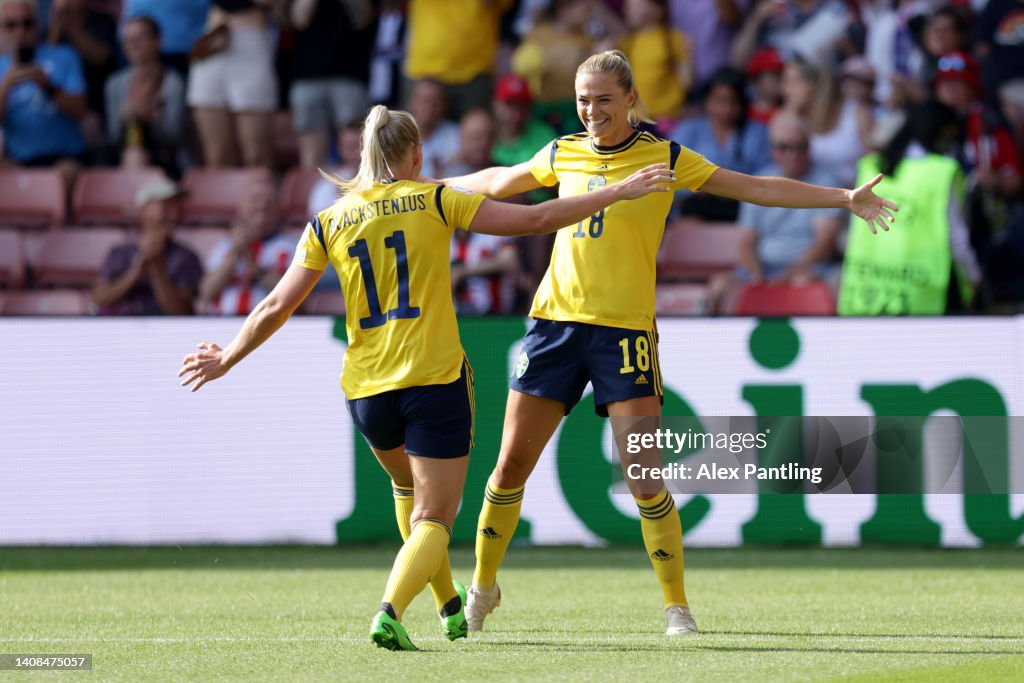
[467,164,675,236]
[445,161,545,199]
[700,168,898,235]
[178,263,321,392]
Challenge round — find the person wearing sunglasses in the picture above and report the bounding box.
[706,111,845,314]
[0,0,87,169]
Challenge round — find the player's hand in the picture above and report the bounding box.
[617,163,675,200]
[850,173,898,235]
[178,342,230,392]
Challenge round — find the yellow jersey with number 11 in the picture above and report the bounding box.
[529,130,718,330]
[293,180,485,399]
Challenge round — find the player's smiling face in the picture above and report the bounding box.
[575,72,636,146]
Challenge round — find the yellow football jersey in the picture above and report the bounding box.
[529,130,718,330]
[294,180,485,399]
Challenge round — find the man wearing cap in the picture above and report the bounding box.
[92,178,202,315]
[492,73,556,168]
[933,50,1022,202]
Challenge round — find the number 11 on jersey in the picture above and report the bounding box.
[348,230,421,330]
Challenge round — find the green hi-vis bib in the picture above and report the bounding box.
[839,153,965,316]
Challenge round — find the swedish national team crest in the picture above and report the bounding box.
[515,351,530,379]
[587,175,607,193]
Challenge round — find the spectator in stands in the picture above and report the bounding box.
[198,172,295,315]
[445,109,520,315]
[187,0,278,167]
[446,108,497,177]
[862,0,928,109]
[492,73,557,167]
[932,50,1023,296]
[730,0,849,69]
[746,48,783,124]
[46,0,114,121]
[0,0,87,173]
[92,178,202,315]
[511,0,594,134]
[619,0,693,125]
[403,0,512,118]
[706,113,843,313]
[780,57,872,187]
[287,0,374,168]
[123,0,210,75]
[932,51,1023,204]
[307,119,362,214]
[670,67,770,221]
[977,0,1024,93]
[668,0,746,88]
[406,78,460,178]
[105,15,185,176]
[490,73,558,286]
[838,100,980,315]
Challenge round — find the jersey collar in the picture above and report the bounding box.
[591,130,641,155]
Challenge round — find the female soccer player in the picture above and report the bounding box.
[444,50,897,636]
[177,104,675,651]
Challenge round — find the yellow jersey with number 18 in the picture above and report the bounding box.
[529,130,718,330]
[293,180,485,399]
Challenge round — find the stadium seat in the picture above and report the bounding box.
[0,168,65,228]
[33,228,129,288]
[2,289,91,315]
[280,167,322,227]
[175,227,229,266]
[301,291,346,316]
[657,220,743,282]
[730,282,836,316]
[181,169,267,225]
[655,283,708,316]
[71,167,165,226]
[0,231,25,288]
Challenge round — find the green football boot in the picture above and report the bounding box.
[369,611,418,651]
[441,580,469,641]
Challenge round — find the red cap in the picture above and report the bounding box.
[746,49,785,78]
[934,51,981,91]
[494,74,532,104]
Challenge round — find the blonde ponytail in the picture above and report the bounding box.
[577,50,654,126]
[321,105,421,196]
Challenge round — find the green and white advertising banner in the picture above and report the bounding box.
[1,318,1021,547]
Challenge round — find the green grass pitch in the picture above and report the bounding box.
[1,546,1022,682]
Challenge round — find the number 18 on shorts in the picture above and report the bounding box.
[509,319,663,417]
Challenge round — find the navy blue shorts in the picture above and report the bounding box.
[509,319,663,417]
[347,361,474,458]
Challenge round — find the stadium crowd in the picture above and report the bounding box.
[1,0,1022,315]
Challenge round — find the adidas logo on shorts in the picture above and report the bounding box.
[480,527,502,540]
[635,374,649,385]
[650,548,674,561]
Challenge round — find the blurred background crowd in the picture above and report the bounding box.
[0,0,1022,316]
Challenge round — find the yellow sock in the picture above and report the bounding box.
[392,483,457,611]
[472,474,524,588]
[635,489,688,609]
[381,519,451,621]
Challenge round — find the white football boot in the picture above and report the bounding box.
[465,582,501,632]
[665,606,698,635]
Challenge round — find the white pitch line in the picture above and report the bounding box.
[1,635,1020,645]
